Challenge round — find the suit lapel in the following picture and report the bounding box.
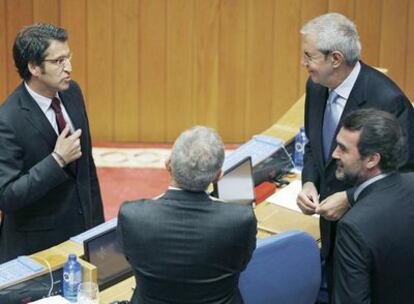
[325,62,368,167]
[59,90,84,130]
[314,86,329,170]
[59,88,86,177]
[18,84,58,149]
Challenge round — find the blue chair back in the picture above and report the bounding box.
[239,230,321,304]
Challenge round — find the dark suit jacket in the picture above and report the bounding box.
[333,173,414,304]
[0,81,104,262]
[302,61,414,259]
[117,189,257,304]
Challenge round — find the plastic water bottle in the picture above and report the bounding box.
[63,254,82,302]
[294,127,308,170]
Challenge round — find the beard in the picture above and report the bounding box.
[335,161,363,185]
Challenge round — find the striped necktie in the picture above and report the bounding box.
[322,91,339,161]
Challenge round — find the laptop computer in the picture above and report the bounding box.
[83,228,133,290]
[213,156,256,205]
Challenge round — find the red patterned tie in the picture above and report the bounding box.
[51,97,67,133]
[51,97,77,174]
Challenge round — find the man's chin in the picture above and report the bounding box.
[59,82,70,91]
[309,73,320,84]
[335,170,345,181]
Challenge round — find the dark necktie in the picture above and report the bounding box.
[51,97,67,133]
[51,97,77,174]
[322,91,339,161]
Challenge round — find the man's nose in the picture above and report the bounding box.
[64,60,72,73]
[332,146,340,159]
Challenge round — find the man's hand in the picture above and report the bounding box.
[297,182,320,215]
[52,125,82,167]
[316,191,350,221]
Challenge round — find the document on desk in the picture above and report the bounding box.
[29,295,70,303]
[266,180,319,218]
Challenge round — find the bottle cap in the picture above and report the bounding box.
[68,253,77,260]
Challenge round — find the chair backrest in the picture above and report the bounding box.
[239,230,321,304]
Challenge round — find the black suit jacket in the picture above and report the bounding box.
[333,173,414,304]
[302,61,414,258]
[0,81,104,262]
[117,189,257,304]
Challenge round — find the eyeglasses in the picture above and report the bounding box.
[302,50,331,64]
[43,54,72,68]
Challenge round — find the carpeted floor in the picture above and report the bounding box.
[98,167,170,220]
[94,144,237,220]
[93,146,172,220]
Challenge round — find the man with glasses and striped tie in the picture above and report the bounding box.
[296,13,414,302]
[0,23,104,263]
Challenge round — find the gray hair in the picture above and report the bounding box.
[301,13,361,64]
[171,126,225,191]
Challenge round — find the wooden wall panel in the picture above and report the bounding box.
[328,0,355,18]
[193,0,220,129]
[33,0,59,24]
[406,0,414,101]
[0,0,7,102]
[219,0,246,142]
[113,0,139,142]
[1,0,413,142]
[87,0,114,141]
[6,0,33,93]
[245,0,274,137]
[272,0,301,124]
[166,0,194,142]
[298,0,327,96]
[140,0,166,142]
[60,0,87,99]
[354,0,382,67]
[379,0,408,90]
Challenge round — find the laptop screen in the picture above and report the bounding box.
[214,156,255,205]
[83,228,133,290]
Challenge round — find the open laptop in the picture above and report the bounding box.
[83,228,133,290]
[213,156,256,205]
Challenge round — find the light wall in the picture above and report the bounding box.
[1,0,413,143]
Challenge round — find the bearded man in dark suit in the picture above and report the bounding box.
[0,24,104,262]
[332,109,414,304]
[117,126,257,304]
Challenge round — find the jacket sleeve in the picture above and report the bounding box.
[392,94,414,172]
[80,84,104,225]
[0,119,69,213]
[302,78,321,188]
[333,220,371,304]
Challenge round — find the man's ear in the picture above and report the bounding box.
[28,62,41,77]
[331,51,344,68]
[165,157,172,173]
[212,170,223,184]
[365,152,381,169]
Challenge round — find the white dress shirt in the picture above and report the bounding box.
[330,61,361,121]
[25,82,75,134]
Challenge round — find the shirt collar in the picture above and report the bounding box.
[354,173,389,201]
[24,82,59,113]
[332,61,361,100]
[168,186,182,191]
[167,185,217,199]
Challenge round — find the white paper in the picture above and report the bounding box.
[266,180,319,218]
[29,295,71,304]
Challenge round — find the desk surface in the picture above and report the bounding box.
[23,93,319,303]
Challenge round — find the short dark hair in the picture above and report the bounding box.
[13,23,68,81]
[342,109,406,173]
